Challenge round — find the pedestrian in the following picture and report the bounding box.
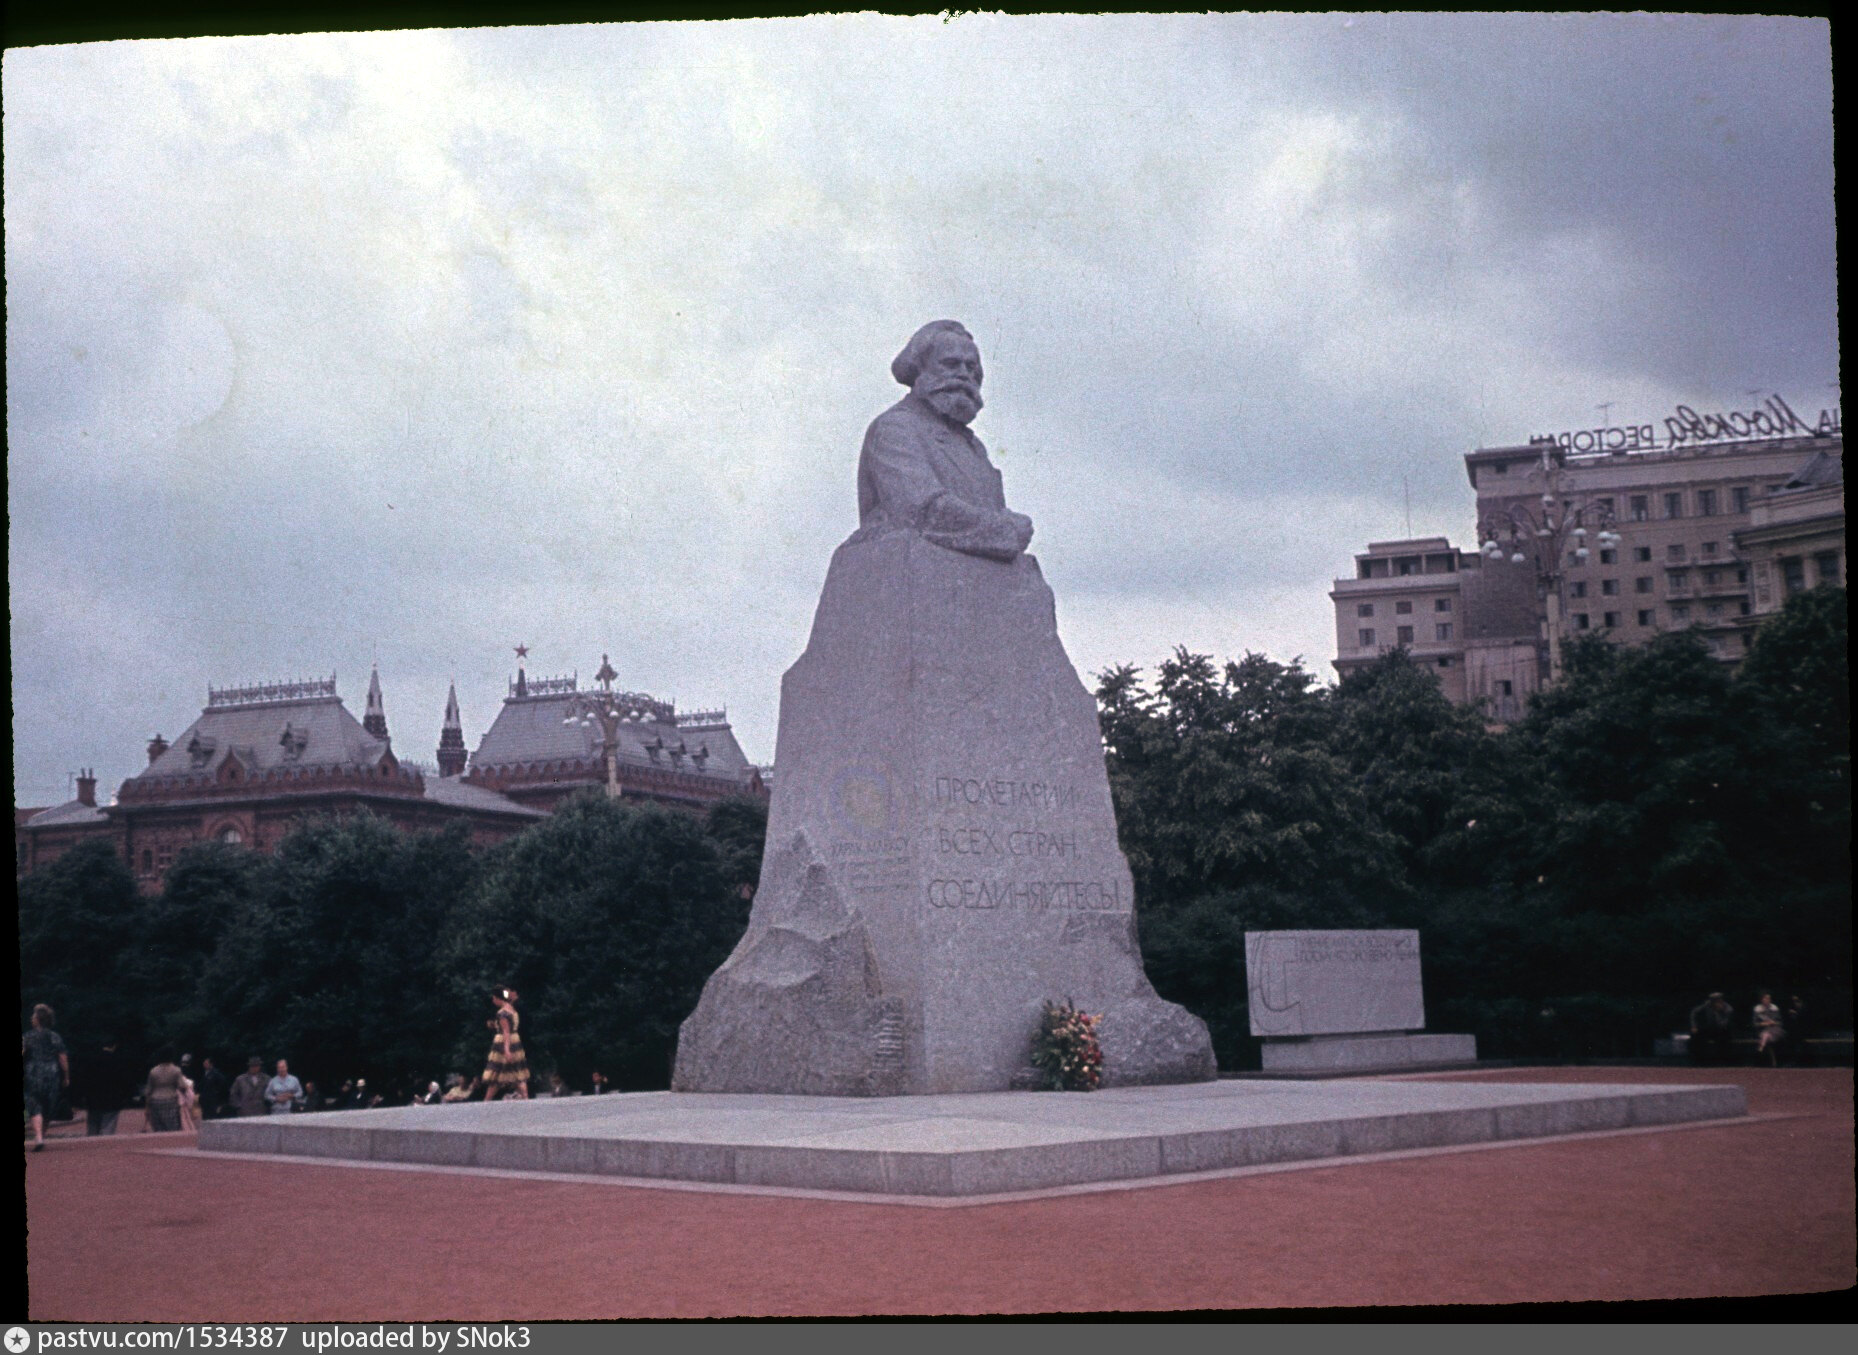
[196,1056,230,1119]
[228,1056,269,1117]
[75,1034,141,1136]
[589,1070,610,1096]
[480,987,530,1102]
[144,1051,188,1132]
[441,1074,475,1103]
[265,1059,304,1114]
[300,1080,323,1113]
[1752,992,1785,1066]
[1688,991,1736,1064]
[23,1003,71,1152]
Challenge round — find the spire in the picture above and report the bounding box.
[436,681,467,777]
[364,664,390,742]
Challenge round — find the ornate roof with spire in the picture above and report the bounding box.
[437,681,468,778]
[364,664,389,742]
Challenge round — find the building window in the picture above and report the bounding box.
[1634,546,1652,562]
[1671,604,1690,622]
[1741,632,1753,650]
[1573,613,1590,630]
[1732,487,1750,513]
[1667,570,1689,591]
[1705,602,1725,618]
[1736,567,1748,584]
[1437,656,1454,668]
[1357,603,1374,617]
[1599,549,1617,565]
[1490,462,1508,475]
[1498,680,1514,696]
[1815,551,1842,584]
[1667,544,1687,562]
[1638,610,1655,626]
[1698,489,1717,516]
[1602,579,1619,596]
[1434,598,1452,612]
[1397,625,1414,644]
[1738,601,1751,616]
[140,849,153,872]
[1436,623,1453,641]
[1595,497,1615,517]
[1567,551,1584,568]
[1663,492,1684,519]
[1603,612,1620,628]
[1396,600,1413,615]
[157,846,173,868]
[1630,495,1649,522]
[1636,576,1654,593]
[1359,629,1376,646]
[1781,558,1807,594]
[1703,569,1720,586]
[1570,581,1587,599]
[218,826,243,844]
[1701,541,1717,557]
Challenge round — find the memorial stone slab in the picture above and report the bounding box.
[1245,930,1426,1038]
[674,322,1215,1095]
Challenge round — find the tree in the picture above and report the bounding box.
[18,839,145,1055]
[1098,649,1402,918]
[193,813,479,1092]
[442,796,751,1090]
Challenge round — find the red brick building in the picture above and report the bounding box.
[17,660,766,890]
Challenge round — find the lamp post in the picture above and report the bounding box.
[1477,444,1624,683]
[562,654,649,800]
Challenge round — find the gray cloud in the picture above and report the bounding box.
[6,15,1836,807]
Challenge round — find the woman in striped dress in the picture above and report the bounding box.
[481,988,529,1101]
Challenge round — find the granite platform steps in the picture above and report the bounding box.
[197,1077,1747,1198]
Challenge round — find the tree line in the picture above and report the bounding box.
[18,796,765,1094]
[18,586,1847,1080]
[1102,585,1849,1065]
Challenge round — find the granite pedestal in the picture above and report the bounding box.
[199,1078,1746,1199]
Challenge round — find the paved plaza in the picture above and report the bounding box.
[24,1067,1853,1317]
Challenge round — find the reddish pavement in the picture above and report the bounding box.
[23,1067,1853,1318]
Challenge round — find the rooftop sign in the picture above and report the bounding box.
[1532,394,1840,455]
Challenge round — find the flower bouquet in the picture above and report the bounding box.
[1030,999,1103,1091]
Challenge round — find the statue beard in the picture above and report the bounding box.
[921,381,982,426]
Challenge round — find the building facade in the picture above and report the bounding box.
[1333,409,1843,721]
[17,657,765,888]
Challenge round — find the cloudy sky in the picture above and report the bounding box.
[5,13,1837,807]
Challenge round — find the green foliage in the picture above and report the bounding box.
[18,839,143,1052]
[442,795,751,1090]
[1099,649,1402,918]
[17,792,763,1097]
[1101,620,1851,1063]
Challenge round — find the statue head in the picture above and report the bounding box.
[892,320,983,426]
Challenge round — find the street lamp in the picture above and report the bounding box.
[1477,445,1624,682]
[562,654,656,800]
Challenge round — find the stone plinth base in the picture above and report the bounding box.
[1260,1033,1478,1073]
[196,1076,1742,1201]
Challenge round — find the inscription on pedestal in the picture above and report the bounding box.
[1245,929,1425,1037]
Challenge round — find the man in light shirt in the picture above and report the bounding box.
[265,1058,304,1114]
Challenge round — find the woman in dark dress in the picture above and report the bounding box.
[23,1003,70,1152]
[480,988,530,1101]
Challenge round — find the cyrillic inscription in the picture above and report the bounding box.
[927,878,1123,912]
[934,826,1077,858]
[933,775,1078,812]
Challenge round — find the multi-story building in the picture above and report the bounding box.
[17,656,765,887]
[1332,403,1842,720]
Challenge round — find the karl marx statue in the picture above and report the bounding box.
[854,320,1035,562]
